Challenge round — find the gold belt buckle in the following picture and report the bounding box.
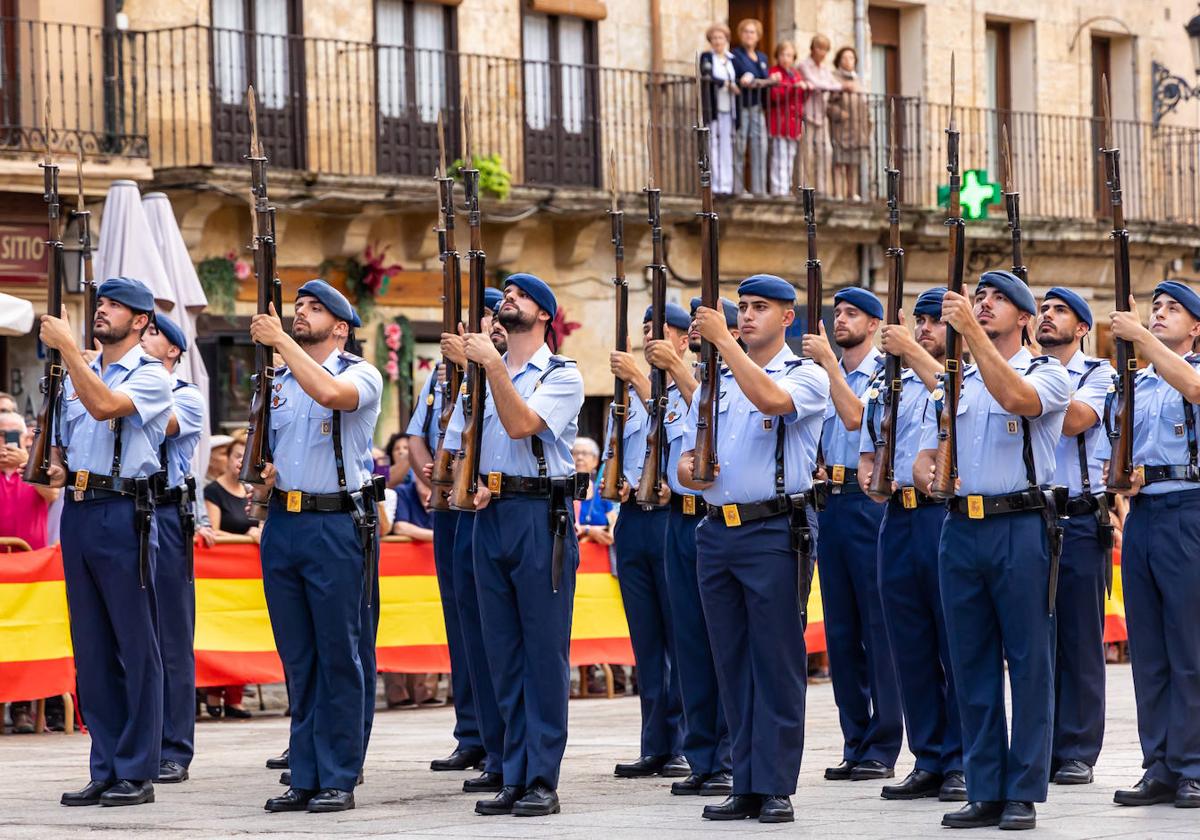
[967,494,985,520]
[487,471,503,496]
[721,503,742,527]
[901,487,917,510]
[682,495,696,515]
[73,470,90,492]
[831,464,845,485]
[286,490,303,513]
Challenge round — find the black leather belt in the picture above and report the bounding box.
[889,486,940,509]
[154,486,187,506]
[271,488,354,513]
[671,493,702,516]
[705,491,815,527]
[947,488,1048,519]
[483,472,590,500]
[67,470,137,497]
[1063,493,1105,517]
[825,466,863,496]
[1143,464,1200,484]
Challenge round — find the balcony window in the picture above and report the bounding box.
[376,0,447,124]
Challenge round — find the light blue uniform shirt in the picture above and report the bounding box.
[683,346,830,505]
[1114,356,1200,496]
[163,374,205,488]
[1051,351,1114,497]
[918,347,1070,496]
[58,344,172,478]
[822,346,883,470]
[447,344,585,479]
[858,367,934,487]
[406,367,446,452]
[663,383,695,497]
[602,383,648,487]
[268,349,383,494]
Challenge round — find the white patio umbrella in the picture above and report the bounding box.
[93,180,175,309]
[0,291,35,336]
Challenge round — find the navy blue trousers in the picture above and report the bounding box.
[940,510,1053,802]
[664,506,731,777]
[474,497,577,789]
[614,503,683,758]
[432,509,482,752]
[154,504,195,768]
[817,492,901,766]
[1051,513,1107,769]
[61,495,162,782]
[877,502,961,775]
[453,511,506,776]
[261,503,364,792]
[360,551,380,759]
[1123,489,1200,785]
[697,514,806,796]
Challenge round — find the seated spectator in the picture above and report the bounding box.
[203,434,235,492]
[390,464,433,542]
[383,432,414,491]
[572,437,613,545]
[0,391,17,413]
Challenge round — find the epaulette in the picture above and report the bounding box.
[1082,357,1106,368]
[1024,355,1052,375]
[783,358,806,369]
[546,354,577,368]
[338,351,365,366]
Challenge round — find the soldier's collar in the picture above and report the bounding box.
[98,343,152,374]
[840,344,882,377]
[762,344,799,372]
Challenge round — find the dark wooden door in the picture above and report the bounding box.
[210,0,306,169]
[728,0,774,54]
[0,1,19,146]
[375,0,459,176]
[521,12,598,187]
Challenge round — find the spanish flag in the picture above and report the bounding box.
[0,546,74,703]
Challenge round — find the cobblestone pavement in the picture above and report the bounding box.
[1,664,1195,838]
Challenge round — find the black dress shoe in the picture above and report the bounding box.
[614,754,669,777]
[670,773,706,795]
[463,771,504,793]
[661,755,690,777]
[942,801,1004,828]
[999,801,1035,830]
[825,760,858,780]
[156,760,188,783]
[882,768,943,800]
[1114,776,1175,806]
[1176,779,1200,808]
[702,794,762,820]
[849,759,894,781]
[99,780,155,807]
[758,795,794,823]
[939,770,968,802]
[357,769,365,786]
[431,746,486,772]
[475,785,525,816]
[699,770,734,796]
[265,749,289,770]
[265,787,314,812]
[1052,759,1093,785]
[512,783,560,817]
[307,788,355,812]
[61,780,113,806]
[279,770,290,786]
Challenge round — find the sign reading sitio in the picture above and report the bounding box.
[0,223,48,282]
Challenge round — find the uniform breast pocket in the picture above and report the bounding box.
[1160,397,1189,439]
[269,405,296,432]
[306,404,334,438]
[986,401,1022,447]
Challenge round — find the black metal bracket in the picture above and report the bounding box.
[1152,60,1200,126]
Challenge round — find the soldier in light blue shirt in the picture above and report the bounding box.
[140,313,206,786]
[913,271,1070,830]
[857,287,965,802]
[1034,288,1116,787]
[39,276,171,807]
[678,274,829,824]
[803,285,903,783]
[1107,281,1200,808]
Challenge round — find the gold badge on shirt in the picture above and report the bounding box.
[321,420,331,435]
[1006,420,1019,434]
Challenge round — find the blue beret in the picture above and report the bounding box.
[833,287,884,319]
[913,287,947,318]
[738,274,796,303]
[297,279,360,327]
[644,302,691,331]
[690,297,739,328]
[1043,287,1093,329]
[977,270,1037,315]
[1155,280,1200,321]
[153,312,188,352]
[484,287,504,313]
[97,276,154,313]
[504,272,557,318]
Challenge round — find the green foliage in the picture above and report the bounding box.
[196,256,237,314]
[449,153,513,200]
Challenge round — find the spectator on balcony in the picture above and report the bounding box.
[699,23,739,196]
[730,18,773,196]
[768,40,807,196]
[798,34,842,193]
[828,46,871,202]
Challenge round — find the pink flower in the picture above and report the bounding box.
[385,358,399,380]
[234,259,252,281]
[384,323,402,350]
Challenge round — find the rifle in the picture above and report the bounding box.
[1000,125,1027,284]
[240,86,284,486]
[692,60,720,483]
[24,100,66,486]
[796,140,822,338]
[72,152,96,350]
[637,148,668,506]
[1099,76,1136,491]
[600,150,629,502]
[869,105,904,497]
[429,111,463,511]
[931,55,966,500]
[450,98,487,511]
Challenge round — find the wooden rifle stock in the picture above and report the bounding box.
[601,153,629,502]
[692,66,720,483]
[869,156,904,497]
[637,179,668,506]
[430,112,463,511]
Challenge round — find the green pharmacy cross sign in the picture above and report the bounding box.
[938,169,1002,220]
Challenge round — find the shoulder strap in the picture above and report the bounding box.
[420,369,437,440]
[107,357,157,478]
[1019,358,1052,488]
[1186,358,1200,477]
[1073,361,1104,495]
[528,357,570,478]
